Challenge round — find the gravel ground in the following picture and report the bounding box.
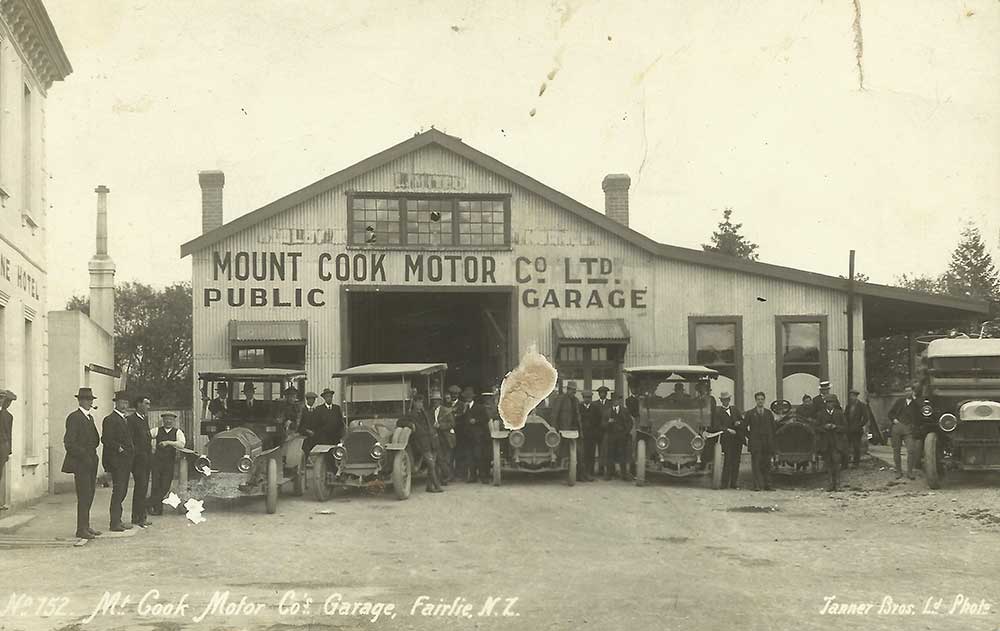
[0,453,997,631]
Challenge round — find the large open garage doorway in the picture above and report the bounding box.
[343,288,515,392]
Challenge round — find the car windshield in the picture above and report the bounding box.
[202,379,291,421]
[630,376,713,411]
[931,356,1000,374]
[344,377,413,419]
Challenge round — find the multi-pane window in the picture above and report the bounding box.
[236,347,265,365]
[457,200,506,246]
[350,197,401,245]
[348,194,509,247]
[689,317,743,408]
[776,317,827,403]
[555,345,622,395]
[407,199,454,246]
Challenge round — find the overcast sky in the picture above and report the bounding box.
[43,0,999,307]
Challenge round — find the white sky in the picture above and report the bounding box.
[43,0,999,307]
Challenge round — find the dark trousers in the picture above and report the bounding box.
[436,433,453,482]
[582,431,602,477]
[824,449,842,488]
[603,434,630,478]
[130,456,150,524]
[700,435,719,470]
[109,462,132,526]
[750,447,771,489]
[149,458,175,513]
[469,432,490,481]
[890,424,917,475]
[74,461,98,535]
[844,433,862,468]
[723,446,742,488]
[454,433,472,479]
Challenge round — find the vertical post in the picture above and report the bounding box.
[847,250,856,394]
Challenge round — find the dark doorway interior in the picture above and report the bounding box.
[348,290,511,392]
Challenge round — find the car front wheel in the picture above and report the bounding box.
[265,458,278,514]
[924,433,942,489]
[392,451,412,500]
[312,453,331,502]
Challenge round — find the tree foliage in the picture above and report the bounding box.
[941,224,1000,300]
[66,282,192,407]
[702,207,760,261]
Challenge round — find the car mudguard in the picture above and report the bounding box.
[387,426,411,450]
[559,430,580,440]
[309,444,338,455]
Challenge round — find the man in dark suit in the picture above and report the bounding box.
[844,390,873,468]
[463,391,495,484]
[208,382,229,418]
[549,381,581,433]
[817,394,848,491]
[602,393,633,481]
[298,391,320,466]
[314,388,345,446]
[0,389,15,511]
[579,391,602,482]
[62,387,102,539]
[397,393,443,493]
[429,390,455,485]
[452,386,475,482]
[744,391,775,491]
[716,392,745,489]
[888,384,919,479]
[102,391,135,531]
[127,395,153,528]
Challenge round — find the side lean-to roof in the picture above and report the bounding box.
[179,129,992,336]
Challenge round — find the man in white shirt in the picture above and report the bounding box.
[148,413,186,516]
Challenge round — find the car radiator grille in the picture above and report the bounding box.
[955,422,1000,444]
[775,422,816,453]
[519,423,550,452]
[662,425,695,454]
[345,432,377,465]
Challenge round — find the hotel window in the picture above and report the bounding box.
[688,316,743,408]
[22,83,32,213]
[775,316,828,403]
[348,194,509,248]
[555,345,622,394]
[22,317,35,456]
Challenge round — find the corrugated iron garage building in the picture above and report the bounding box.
[180,130,990,413]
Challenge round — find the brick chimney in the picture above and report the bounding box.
[199,170,225,233]
[88,185,115,335]
[602,174,630,227]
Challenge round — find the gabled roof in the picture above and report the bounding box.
[179,130,991,322]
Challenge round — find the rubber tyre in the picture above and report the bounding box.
[312,453,331,502]
[492,439,502,486]
[568,440,577,486]
[711,441,724,490]
[635,439,647,486]
[923,433,941,489]
[265,458,278,514]
[392,450,412,500]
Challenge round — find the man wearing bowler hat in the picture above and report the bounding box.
[102,391,135,531]
[208,382,229,418]
[0,389,16,511]
[578,390,601,482]
[127,394,153,528]
[298,391,321,467]
[315,388,345,448]
[62,388,102,539]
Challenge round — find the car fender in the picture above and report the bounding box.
[387,426,411,450]
[491,429,510,439]
[309,443,338,455]
[559,430,579,440]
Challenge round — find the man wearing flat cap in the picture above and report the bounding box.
[314,388,345,448]
[102,391,135,531]
[62,388,102,539]
[429,389,455,484]
[816,394,848,491]
[148,412,186,516]
[715,392,745,489]
[0,389,16,510]
[844,389,873,468]
[397,393,443,493]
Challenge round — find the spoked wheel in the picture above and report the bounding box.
[392,450,412,500]
[923,433,942,489]
[635,440,647,486]
[265,458,278,514]
[568,440,577,486]
[492,440,502,486]
[312,453,331,502]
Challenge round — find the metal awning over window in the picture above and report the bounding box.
[229,320,308,347]
[552,319,630,350]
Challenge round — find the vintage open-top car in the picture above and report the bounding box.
[489,411,579,486]
[179,368,308,514]
[625,365,723,488]
[768,399,821,473]
[917,338,1000,489]
[311,363,446,501]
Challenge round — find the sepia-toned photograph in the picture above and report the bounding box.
[0,1,998,629]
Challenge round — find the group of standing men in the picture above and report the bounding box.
[62,387,185,539]
[547,381,635,482]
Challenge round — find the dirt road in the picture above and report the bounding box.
[1,455,998,631]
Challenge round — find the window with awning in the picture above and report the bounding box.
[229,320,307,369]
[551,319,630,395]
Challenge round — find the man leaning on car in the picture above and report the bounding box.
[888,384,919,480]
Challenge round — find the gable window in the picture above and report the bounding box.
[775,316,828,403]
[348,193,510,248]
[688,316,743,408]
